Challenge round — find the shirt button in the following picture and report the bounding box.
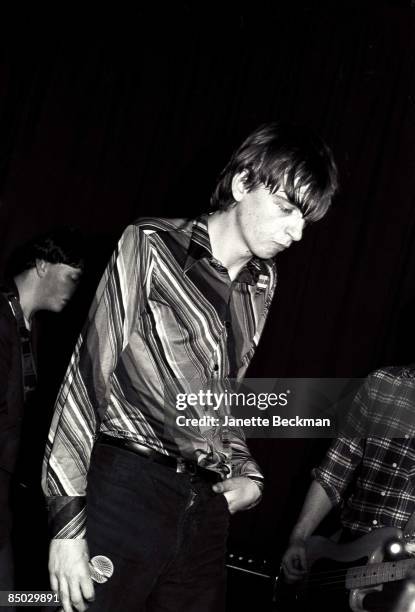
[381,491,386,496]
[213,364,219,371]
[372,520,378,525]
[392,463,397,468]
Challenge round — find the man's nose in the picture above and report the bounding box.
[286,217,305,242]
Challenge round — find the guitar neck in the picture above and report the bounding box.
[346,558,415,589]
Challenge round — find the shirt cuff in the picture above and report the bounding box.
[243,475,264,509]
[245,474,264,492]
[46,496,87,538]
[312,469,342,506]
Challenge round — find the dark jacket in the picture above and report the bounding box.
[0,287,25,473]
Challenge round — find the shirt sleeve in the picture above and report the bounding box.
[42,225,151,538]
[227,425,264,495]
[312,377,373,506]
[226,264,278,491]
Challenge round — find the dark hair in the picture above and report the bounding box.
[8,227,85,277]
[210,122,338,222]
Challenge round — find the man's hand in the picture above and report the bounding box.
[49,539,95,612]
[281,539,308,584]
[212,476,261,513]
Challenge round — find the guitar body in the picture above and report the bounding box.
[306,527,402,566]
[229,528,415,611]
[305,527,403,611]
[274,526,415,611]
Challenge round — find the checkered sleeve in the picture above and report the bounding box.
[312,378,373,505]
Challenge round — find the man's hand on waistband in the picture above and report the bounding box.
[212,476,261,513]
[49,538,95,612]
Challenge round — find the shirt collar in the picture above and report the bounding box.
[183,215,275,287]
[183,215,213,271]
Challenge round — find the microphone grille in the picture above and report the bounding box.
[89,555,114,583]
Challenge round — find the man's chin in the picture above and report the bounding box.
[256,246,286,259]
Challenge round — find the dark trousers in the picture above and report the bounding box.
[0,469,16,612]
[0,468,13,589]
[86,441,230,612]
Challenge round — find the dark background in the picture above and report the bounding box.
[2,2,415,608]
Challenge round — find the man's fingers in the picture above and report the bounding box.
[284,569,304,582]
[68,577,89,612]
[223,490,237,512]
[285,562,306,575]
[214,477,260,512]
[281,546,308,584]
[48,539,92,610]
[50,573,59,594]
[212,481,226,493]
[51,573,91,612]
[282,562,306,583]
[212,476,243,493]
[58,578,73,612]
[80,575,95,603]
[213,487,236,512]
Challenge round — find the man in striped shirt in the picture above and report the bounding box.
[42,122,338,612]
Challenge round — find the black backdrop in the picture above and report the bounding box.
[2,1,415,594]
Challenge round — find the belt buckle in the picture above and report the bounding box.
[176,458,187,474]
[176,458,198,476]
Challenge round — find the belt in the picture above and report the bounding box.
[98,433,222,484]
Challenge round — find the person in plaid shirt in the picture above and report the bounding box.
[282,365,415,611]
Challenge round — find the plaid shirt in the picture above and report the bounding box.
[314,365,415,535]
[42,216,277,538]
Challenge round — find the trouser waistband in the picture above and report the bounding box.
[97,433,222,484]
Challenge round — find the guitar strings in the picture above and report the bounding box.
[300,560,414,589]
[302,572,406,589]
[306,558,415,581]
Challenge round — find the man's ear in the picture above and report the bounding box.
[231,171,249,202]
[35,259,48,278]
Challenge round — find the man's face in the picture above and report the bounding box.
[40,262,83,312]
[234,178,305,260]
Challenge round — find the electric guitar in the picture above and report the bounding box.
[293,526,415,611]
[227,528,415,611]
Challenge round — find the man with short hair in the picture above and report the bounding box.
[0,228,84,592]
[43,122,338,612]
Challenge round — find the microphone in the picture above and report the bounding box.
[89,555,114,583]
[49,555,114,611]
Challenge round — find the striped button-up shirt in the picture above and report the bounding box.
[42,216,277,538]
[314,366,415,536]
